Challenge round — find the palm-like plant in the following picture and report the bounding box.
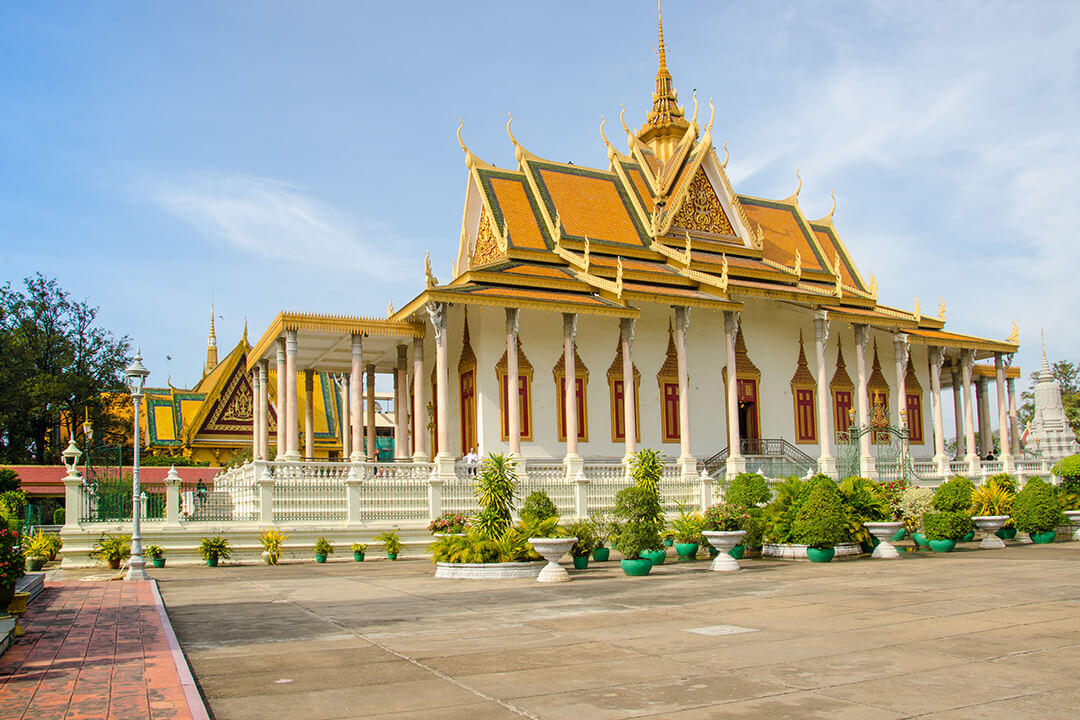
[472,453,519,539]
[629,448,664,496]
[971,483,1014,516]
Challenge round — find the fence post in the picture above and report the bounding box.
[62,473,84,530]
[698,469,713,511]
[427,468,443,520]
[257,466,275,526]
[573,470,589,518]
[163,466,182,528]
[344,462,364,527]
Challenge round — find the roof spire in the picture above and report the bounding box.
[204,301,219,376]
[637,1,690,162]
[658,0,668,73]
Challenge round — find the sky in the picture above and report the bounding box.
[2,1,1078,436]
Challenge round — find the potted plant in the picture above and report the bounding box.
[199,536,231,566]
[427,512,469,536]
[0,528,26,611]
[613,484,664,576]
[45,533,62,561]
[144,545,166,568]
[792,481,847,562]
[24,531,52,571]
[899,486,934,549]
[1013,477,1065,544]
[702,501,749,571]
[922,511,970,552]
[590,510,615,562]
[879,477,910,540]
[351,543,368,561]
[561,518,597,569]
[624,449,666,568]
[92,533,131,569]
[313,536,334,563]
[375,529,403,559]
[934,477,976,541]
[970,481,1014,549]
[840,477,903,559]
[258,526,289,565]
[670,504,705,562]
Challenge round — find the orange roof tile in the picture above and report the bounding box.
[488,175,549,250]
[811,223,862,290]
[738,197,827,272]
[622,163,655,213]
[531,163,646,248]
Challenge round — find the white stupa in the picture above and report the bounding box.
[1025,334,1080,461]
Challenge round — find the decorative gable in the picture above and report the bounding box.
[472,207,502,266]
[196,362,255,436]
[670,168,734,236]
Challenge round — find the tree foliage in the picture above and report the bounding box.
[0,274,130,463]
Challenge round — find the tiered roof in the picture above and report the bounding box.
[394,10,1017,358]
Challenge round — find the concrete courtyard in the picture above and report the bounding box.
[149,541,1079,719]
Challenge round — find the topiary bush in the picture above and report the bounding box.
[521,490,559,522]
[923,511,972,541]
[933,476,976,512]
[725,472,771,507]
[612,485,664,559]
[1013,477,1065,533]
[791,481,847,548]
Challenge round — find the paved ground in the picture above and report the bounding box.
[144,541,1079,719]
[0,580,201,720]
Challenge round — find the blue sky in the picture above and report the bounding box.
[2,1,1077,430]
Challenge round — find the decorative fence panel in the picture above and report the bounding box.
[442,476,479,517]
[273,478,346,522]
[356,475,428,521]
[583,463,628,514]
[519,463,574,516]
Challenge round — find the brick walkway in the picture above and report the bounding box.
[0,581,205,720]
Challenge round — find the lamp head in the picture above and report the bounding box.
[83,408,93,441]
[62,438,82,474]
[125,348,150,396]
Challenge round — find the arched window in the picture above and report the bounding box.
[868,341,891,445]
[905,357,924,444]
[831,338,854,442]
[790,333,817,444]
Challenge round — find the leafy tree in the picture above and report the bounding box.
[0,274,130,463]
[1019,359,1080,440]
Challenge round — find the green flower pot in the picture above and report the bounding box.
[591,547,610,562]
[573,555,589,570]
[353,552,365,562]
[27,556,46,572]
[620,557,653,576]
[207,557,219,567]
[928,539,956,553]
[151,558,165,568]
[890,528,908,542]
[995,526,1017,540]
[315,554,327,563]
[912,532,930,549]
[645,549,666,565]
[806,546,835,563]
[387,553,398,560]
[675,542,699,561]
[663,537,674,548]
[728,544,745,560]
[961,530,976,542]
[708,546,719,558]
[1030,530,1056,544]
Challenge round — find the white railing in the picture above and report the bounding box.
[911,461,938,477]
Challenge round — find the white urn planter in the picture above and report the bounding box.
[702,530,747,572]
[863,521,906,559]
[528,537,577,583]
[1064,510,1080,541]
[972,515,1011,549]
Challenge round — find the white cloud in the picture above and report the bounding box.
[152,173,413,279]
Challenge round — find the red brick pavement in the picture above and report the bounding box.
[0,581,202,720]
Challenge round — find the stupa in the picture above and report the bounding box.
[1025,334,1080,461]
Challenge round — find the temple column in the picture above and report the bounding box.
[428,302,454,479]
[412,337,427,462]
[366,364,377,461]
[854,324,876,479]
[724,311,745,477]
[930,347,948,474]
[961,349,978,471]
[952,369,964,459]
[562,313,583,478]
[350,335,363,461]
[976,376,991,458]
[893,334,909,430]
[395,345,409,461]
[620,318,637,460]
[340,374,351,460]
[674,306,696,480]
[1008,376,1020,456]
[284,329,300,460]
[258,361,269,461]
[505,309,522,459]
[275,338,287,460]
[304,370,314,460]
[812,313,835,475]
[251,368,261,460]
[995,353,1012,470]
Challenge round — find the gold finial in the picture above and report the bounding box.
[640,0,688,141]
[914,296,921,318]
[707,97,715,133]
[1007,321,1019,345]
[242,317,247,342]
[599,116,616,160]
[938,297,946,321]
[684,231,692,266]
[721,141,729,168]
[793,248,802,277]
[657,0,667,69]
[616,256,624,299]
[583,235,590,272]
[690,90,698,128]
[387,301,394,318]
[868,272,878,299]
[425,251,438,288]
[784,169,802,203]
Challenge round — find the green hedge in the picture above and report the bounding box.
[792,482,847,548]
[933,476,975,512]
[923,511,972,541]
[1013,477,1065,533]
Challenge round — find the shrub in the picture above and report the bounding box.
[143,545,164,560]
[612,485,663,559]
[313,536,334,556]
[375,529,402,557]
[1052,454,1080,492]
[53,507,66,525]
[25,531,53,559]
[792,482,847,548]
[472,454,518,539]
[669,504,705,544]
[427,512,469,535]
[351,542,368,554]
[629,448,664,498]
[725,473,770,507]
[561,518,598,557]
[971,482,1014,516]
[840,476,891,543]
[522,490,559,522]
[589,509,616,548]
[762,476,807,543]
[198,536,231,561]
[923,511,972,541]
[987,473,1018,494]
[430,532,503,564]
[0,527,26,589]
[1013,477,1065,533]
[92,533,131,565]
[899,486,934,530]
[933,477,976,512]
[0,468,20,494]
[0,490,27,521]
[703,502,750,532]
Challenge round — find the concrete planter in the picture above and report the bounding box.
[761,542,863,561]
[863,522,906,559]
[972,515,1010,549]
[528,537,577,583]
[702,531,746,571]
[1063,510,1080,541]
[434,561,546,580]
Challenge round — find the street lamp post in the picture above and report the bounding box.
[82,409,93,482]
[124,349,150,581]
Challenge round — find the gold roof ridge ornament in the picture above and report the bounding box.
[506,113,526,166]
[498,218,509,253]
[793,248,802,278]
[833,251,843,298]
[387,301,394,318]
[914,296,921,318]
[938,297,946,322]
[689,90,699,130]
[616,256,625,299]
[783,169,802,204]
[1007,321,1019,345]
[683,231,693,267]
[456,119,490,171]
[868,272,878,300]
[425,251,438,288]
[620,104,638,152]
[720,254,729,291]
[583,235,591,273]
[721,142,729,169]
[599,116,618,162]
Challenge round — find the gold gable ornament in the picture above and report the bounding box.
[793,248,802,278]
[833,252,843,298]
[938,298,946,322]
[425,251,438,288]
[583,235,591,273]
[616,256,625,299]
[1007,322,1019,345]
[387,301,394,318]
[914,296,921,318]
[868,273,878,300]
